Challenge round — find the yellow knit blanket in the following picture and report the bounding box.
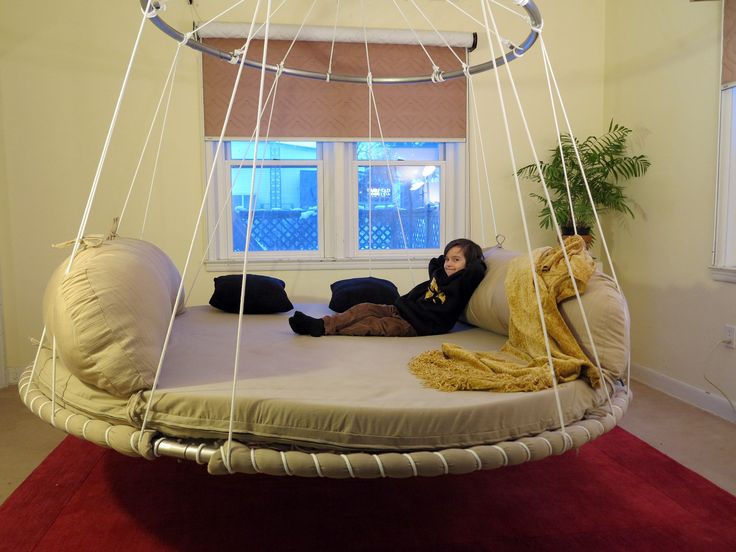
[409,236,601,392]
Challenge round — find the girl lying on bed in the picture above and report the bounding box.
[289,238,486,337]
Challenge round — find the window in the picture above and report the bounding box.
[356,142,441,251]
[713,87,736,282]
[228,141,319,254]
[204,140,466,269]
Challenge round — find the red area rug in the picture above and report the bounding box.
[1,428,735,551]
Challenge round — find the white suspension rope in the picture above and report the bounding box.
[24,327,47,403]
[186,75,284,303]
[189,0,316,302]
[361,7,376,274]
[444,0,527,47]
[64,0,153,275]
[538,38,623,294]
[140,36,187,238]
[539,34,632,390]
[470,86,488,240]
[191,0,248,36]
[226,0,275,463]
[407,0,466,68]
[443,0,485,27]
[361,6,416,285]
[278,0,319,64]
[138,0,265,448]
[368,86,414,262]
[537,50,577,235]
[489,0,530,22]
[198,0,288,52]
[537,36,614,413]
[466,67,499,242]
[326,0,341,81]
[480,0,568,437]
[117,41,186,233]
[26,1,153,426]
[185,0,311,300]
[50,336,57,428]
[391,0,442,72]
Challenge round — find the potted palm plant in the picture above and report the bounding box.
[517,121,650,243]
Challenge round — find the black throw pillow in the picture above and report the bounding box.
[209,274,293,314]
[328,277,400,312]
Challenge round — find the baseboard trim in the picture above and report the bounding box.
[4,365,26,387]
[631,363,736,424]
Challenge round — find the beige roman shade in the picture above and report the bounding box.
[724,0,736,86]
[202,38,467,140]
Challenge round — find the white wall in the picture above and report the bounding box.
[604,0,736,418]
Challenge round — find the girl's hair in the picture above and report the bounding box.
[444,238,484,264]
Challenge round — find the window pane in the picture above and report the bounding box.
[229,141,317,161]
[231,166,318,253]
[356,141,441,161]
[357,165,440,250]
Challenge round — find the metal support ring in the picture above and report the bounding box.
[139,0,541,84]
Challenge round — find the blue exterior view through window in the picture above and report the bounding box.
[357,142,441,250]
[230,141,318,160]
[229,141,318,253]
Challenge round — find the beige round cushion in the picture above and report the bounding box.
[43,238,184,397]
[464,246,521,335]
[464,246,630,379]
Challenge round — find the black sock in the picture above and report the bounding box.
[289,311,325,337]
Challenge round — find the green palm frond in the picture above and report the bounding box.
[516,121,650,238]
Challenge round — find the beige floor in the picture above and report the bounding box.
[1,379,735,505]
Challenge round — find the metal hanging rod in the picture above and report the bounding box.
[139,0,542,84]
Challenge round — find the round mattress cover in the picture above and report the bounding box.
[33,304,612,452]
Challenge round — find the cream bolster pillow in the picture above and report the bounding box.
[464,246,630,379]
[43,238,185,398]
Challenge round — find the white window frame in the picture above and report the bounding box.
[712,86,736,283]
[204,140,467,271]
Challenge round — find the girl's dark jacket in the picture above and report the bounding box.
[394,255,486,336]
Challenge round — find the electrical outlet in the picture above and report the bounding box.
[726,325,736,349]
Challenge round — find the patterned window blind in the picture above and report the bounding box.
[201,38,467,140]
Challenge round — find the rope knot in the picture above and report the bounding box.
[504,40,526,58]
[53,235,105,251]
[275,62,285,78]
[107,217,120,241]
[143,0,164,18]
[229,49,244,65]
[431,65,445,83]
[52,218,119,251]
[461,63,472,79]
[179,31,193,46]
[366,72,373,87]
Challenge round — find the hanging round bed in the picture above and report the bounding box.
[20,0,632,478]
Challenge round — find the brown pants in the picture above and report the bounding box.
[322,303,418,337]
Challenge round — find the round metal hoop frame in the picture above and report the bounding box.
[140,0,542,84]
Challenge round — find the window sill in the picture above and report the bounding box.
[709,266,736,283]
[205,257,436,272]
